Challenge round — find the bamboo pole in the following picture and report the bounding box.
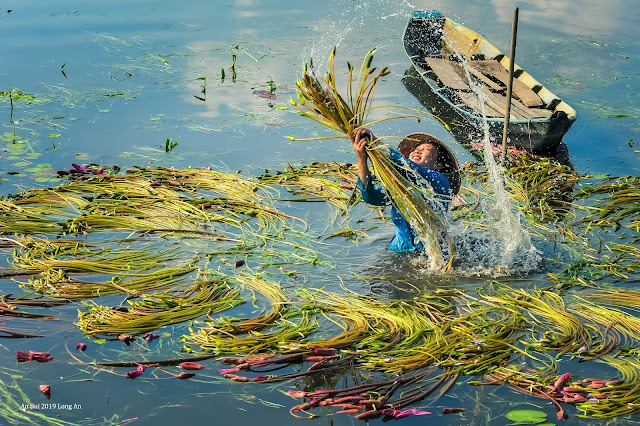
[501,7,519,163]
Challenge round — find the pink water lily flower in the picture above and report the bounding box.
[76,343,87,351]
[117,335,136,346]
[179,362,203,370]
[32,353,53,362]
[16,351,32,362]
[126,370,142,379]
[395,409,432,419]
[175,372,195,380]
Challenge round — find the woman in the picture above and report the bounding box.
[350,128,460,252]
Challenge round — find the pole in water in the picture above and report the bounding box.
[501,7,519,163]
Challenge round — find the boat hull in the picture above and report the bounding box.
[403,11,576,152]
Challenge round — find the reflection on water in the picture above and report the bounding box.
[491,0,631,37]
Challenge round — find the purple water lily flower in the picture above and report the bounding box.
[143,333,159,342]
[71,163,88,173]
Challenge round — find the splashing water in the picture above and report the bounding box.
[451,56,542,276]
[410,52,543,277]
[302,4,542,276]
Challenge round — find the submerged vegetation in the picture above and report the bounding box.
[0,147,639,422]
[1,52,638,426]
[1,1,637,422]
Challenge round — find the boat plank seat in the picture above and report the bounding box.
[496,89,550,119]
[482,87,552,119]
[481,88,530,120]
[469,60,544,107]
[456,92,509,118]
[467,66,505,91]
[456,87,552,120]
[424,57,471,91]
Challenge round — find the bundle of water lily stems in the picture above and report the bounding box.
[289,48,453,270]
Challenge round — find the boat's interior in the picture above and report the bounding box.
[405,17,560,121]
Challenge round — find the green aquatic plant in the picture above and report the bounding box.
[479,286,591,355]
[1,167,307,242]
[0,89,37,102]
[580,287,640,309]
[464,153,581,223]
[257,162,358,215]
[573,175,640,231]
[288,48,454,269]
[19,264,198,299]
[575,357,640,418]
[183,274,314,354]
[77,279,244,336]
[0,376,78,425]
[1,156,640,423]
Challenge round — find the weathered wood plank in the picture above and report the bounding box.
[481,88,528,120]
[469,60,544,107]
[456,92,507,118]
[425,57,471,91]
[456,87,551,120]
[467,66,505,91]
[483,87,552,119]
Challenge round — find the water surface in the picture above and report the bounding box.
[1,1,639,425]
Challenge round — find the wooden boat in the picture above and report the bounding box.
[403,11,577,152]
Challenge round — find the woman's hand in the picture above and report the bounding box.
[350,128,374,186]
[351,128,374,161]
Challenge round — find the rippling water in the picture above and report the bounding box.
[1,1,639,425]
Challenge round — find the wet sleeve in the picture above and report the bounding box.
[357,176,387,206]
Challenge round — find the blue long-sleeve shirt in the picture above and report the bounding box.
[357,148,451,252]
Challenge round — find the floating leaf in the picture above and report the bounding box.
[505,409,547,424]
